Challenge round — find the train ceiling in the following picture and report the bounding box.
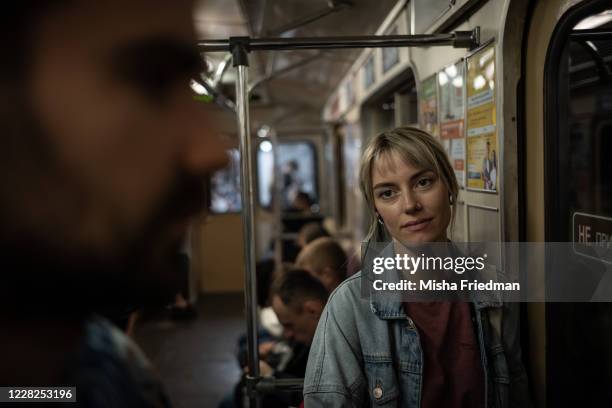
[194,0,399,131]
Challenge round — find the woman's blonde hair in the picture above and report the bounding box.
[358,126,459,242]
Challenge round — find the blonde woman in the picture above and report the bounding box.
[303,127,529,407]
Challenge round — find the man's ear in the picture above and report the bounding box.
[302,299,324,317]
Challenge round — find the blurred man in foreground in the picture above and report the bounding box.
[0,1,227,405]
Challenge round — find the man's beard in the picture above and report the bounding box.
[0,97,205,318]
[0,173,203,318]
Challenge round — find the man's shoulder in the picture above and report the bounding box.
[64,317,170,407]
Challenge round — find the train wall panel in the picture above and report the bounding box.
[197,214,245,293]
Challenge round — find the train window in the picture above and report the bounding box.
[382,26,400,73]
[257,140,274,208]
[363,55,375,89]
[209,149,241,213]
[544,2,612,406]
[547,7,612,263]
[258,141,319,211]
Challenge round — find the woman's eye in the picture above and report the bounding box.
[416,178,433,189]
[378,190,395,199]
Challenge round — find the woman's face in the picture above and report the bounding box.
[372,151,451,244]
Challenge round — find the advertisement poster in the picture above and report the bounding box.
[419,74,439,138]
[439,61,466,187]
[466,44,497,191]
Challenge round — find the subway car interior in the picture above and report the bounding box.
[2,0,612,407]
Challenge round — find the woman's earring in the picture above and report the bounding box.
[377,214,384,225]
[449,194,454,204]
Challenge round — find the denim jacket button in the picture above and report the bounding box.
[373,386,383,399]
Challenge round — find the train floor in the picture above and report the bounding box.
[135,293,245,408]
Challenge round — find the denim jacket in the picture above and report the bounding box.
[303,267,530,407]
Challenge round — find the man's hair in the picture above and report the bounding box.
[298,222,330,246]
[296,237,347,282]
[271,269,328,311]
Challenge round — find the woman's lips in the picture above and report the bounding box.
[401,217,433,232]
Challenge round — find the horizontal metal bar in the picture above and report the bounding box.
[198,30,479,52]
[570,29,612,41]
[255,377,304,394]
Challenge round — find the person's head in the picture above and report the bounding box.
[291,191,313,212]
[359,127,458,245]
[296,222,330,248]
[283,160,298,174]
[296,237,347,292]
[1,1,228,311]
[271,269,328,345]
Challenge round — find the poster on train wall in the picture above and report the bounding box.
[438,61,466,188]
[466,43,497,192]
[419,74,439,138]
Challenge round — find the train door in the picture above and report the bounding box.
[534,1,612,406]
[523,0,612,407]
[525,1,612,405]
[257,133,327,263]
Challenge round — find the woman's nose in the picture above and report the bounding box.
[401,189,421,213]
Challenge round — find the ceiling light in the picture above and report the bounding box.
[259,140,273,153]
[439,72,449,86]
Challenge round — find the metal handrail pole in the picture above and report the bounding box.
[198,30,480,52]
[233,43,261,408]
[269,128,284,278]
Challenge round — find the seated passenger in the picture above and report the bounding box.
[296,222,330,249]
[303,127,530,407]
[221,270,328,408]
[271,269,328,348]
[288,191,314,213]
[0,1,227,406]
[296,237,348,293]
